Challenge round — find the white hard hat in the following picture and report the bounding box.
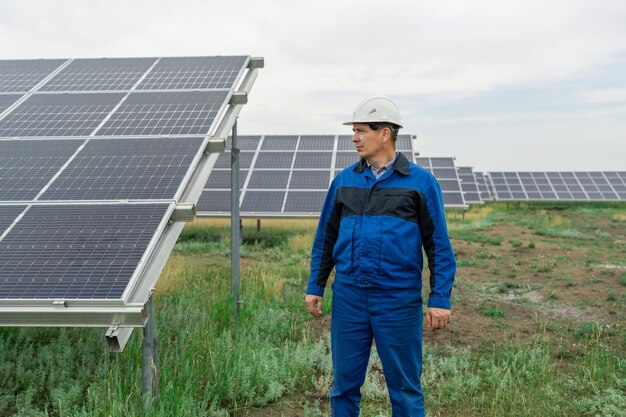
[343,97,403,128]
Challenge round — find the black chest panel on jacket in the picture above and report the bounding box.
[335,187,421,225]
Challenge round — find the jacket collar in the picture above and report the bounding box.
[354,152,410,176]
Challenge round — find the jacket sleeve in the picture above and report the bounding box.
[306,178,341,297]
[421,177,456,309]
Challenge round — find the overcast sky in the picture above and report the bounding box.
[1,0,625,171]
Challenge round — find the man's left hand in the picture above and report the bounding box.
[426,308,451,331]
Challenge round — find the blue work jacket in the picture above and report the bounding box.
[306,153,456,309]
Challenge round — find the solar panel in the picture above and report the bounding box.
[261,135,298,151]
[289,171,331,189]
[0,204,169,300]
[284,191,326,213]
[247,170,290,189]
[197,190,231,212]
[254,152,294,169]
[136,56,249,90]
[457,167,482,204]
[0,55,260,331]
[486,172,626,201]
[0,206,25,235]
[298,135,335,150]
[197,134,417,216]
[0,94,22,114]
[205,169,248,188]
[293,152,332,169]
[95,91,229,136]
[0,93,125,137]
[0,139,82,200]
[0,59,66,92]
[214,151,255,169]
[40,137,204,201]
[225,135,261,151]
[241,190,285,212]
[474,171,492,200]
[414,157,466,208]
[40,58,157,91]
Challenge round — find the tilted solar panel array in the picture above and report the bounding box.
[0,56,259,329]
[413,157,467,208]
[487,172,626,201]
[457,167,483,204]
[474,171,493,201]
[197,134,416,216]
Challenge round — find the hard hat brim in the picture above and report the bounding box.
[342,120,404,128]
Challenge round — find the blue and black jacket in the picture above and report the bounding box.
[306,153,456,309]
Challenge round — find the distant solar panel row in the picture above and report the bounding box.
[487,172,626,201]
[457,167,482,204]
[413,157,466,208]
[197,134,416,215]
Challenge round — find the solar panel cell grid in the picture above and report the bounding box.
[246,170,290,189]
[0,139,82,200]
[40,58,157,92]
[197,190,231,211]
[293,152,332,169]
[298,135,334,150]
[40,137,204,200]
[0,93,125,137]
[0,59,67,92]
[335,152,359,169]
[284,191,326,212]
[261,136,298,150]
[137,56,248,90]
[0,205,26,235]
[254,152,293,169]
[241,191,285,212]
[0,94,22,114]
[0,204,168,300]
[96,91,228,136]
[289,171,330,189]
[214,151,254,169]
[205,169,248,188]
[226,135,261,151]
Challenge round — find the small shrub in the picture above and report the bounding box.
[528,241,536,248]
[607,290,618,301]
[483,306,506,318]
[618,271,626,286]
[510,240,523,248]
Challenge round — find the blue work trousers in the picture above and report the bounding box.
[330,281,424,417]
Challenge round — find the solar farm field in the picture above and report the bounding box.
[0,202,624,416]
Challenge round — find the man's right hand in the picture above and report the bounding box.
[305,294,323,318]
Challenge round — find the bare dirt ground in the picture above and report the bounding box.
[244,208,626,416]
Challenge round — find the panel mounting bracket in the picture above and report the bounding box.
[229,92,247,105]
[206,138,226,153]
[171,204,196,222]
[248,57,264,69]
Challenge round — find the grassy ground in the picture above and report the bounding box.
[0,203,624,416]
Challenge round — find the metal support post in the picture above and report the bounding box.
[142,293,159,411]
[231,120,241,318]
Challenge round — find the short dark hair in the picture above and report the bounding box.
[368,123,400,143]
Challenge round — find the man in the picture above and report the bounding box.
[305,97,456,416]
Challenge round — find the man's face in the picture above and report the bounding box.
[351,123,386,160]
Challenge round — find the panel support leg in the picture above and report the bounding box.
[142,293,159,411]
[231,120,241,318]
